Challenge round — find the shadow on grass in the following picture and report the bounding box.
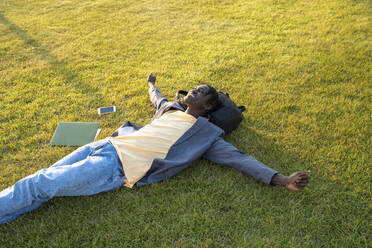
[0,13,101,98]
[0,14,368,245]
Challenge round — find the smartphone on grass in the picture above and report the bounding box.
[98,106,116,115]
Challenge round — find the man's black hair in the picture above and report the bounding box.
[205,84,221,114]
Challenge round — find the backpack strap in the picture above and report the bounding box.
[238,106,246,113]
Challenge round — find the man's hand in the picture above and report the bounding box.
[285,171,310,191]
[270,171,310,191]
[147,72,156,85]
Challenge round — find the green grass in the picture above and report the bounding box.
[0,0,371,247]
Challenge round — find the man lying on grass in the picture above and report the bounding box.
[0,73,309,224]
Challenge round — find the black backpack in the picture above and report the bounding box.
[175,90,246,134]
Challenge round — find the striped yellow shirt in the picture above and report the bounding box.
[108,110,196,188]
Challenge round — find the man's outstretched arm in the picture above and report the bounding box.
[147,72,168,110]
[203,137,310,191]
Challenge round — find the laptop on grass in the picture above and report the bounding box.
[50,122,100,146]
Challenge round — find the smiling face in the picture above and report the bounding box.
[183,85,212,107]
[183,84,219,117]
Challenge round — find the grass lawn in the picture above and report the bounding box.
[0,0,371,247]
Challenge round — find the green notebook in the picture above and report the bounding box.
[50,122,100,146]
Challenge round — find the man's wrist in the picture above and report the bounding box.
[270,173,289,186]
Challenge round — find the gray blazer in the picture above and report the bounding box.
[112,84,278,187]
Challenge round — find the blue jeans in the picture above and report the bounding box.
[0,139,125,224]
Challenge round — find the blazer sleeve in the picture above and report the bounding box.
[203,137,278,185]
[148,84,168,110]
